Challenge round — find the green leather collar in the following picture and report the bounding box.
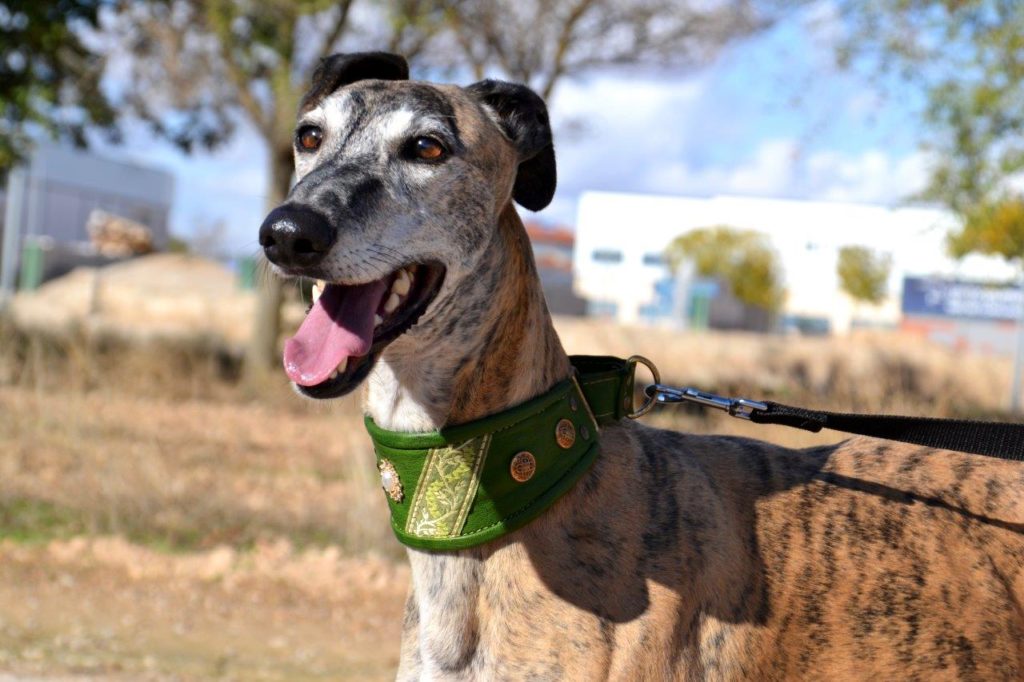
[365,356,635,551]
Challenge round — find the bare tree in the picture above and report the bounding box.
[435,0,793,99]
[105,0,796,379]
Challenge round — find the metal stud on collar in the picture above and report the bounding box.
[510,451,536,482]
[555,419,576,449]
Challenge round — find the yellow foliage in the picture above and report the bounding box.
[948,195,1024,264]
[665,226,784,311]
[837,246,891,304]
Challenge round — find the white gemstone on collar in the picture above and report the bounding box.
[378,459,404,502]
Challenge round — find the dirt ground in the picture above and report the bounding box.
[0,537,408,681]
[0,302,1014,680]
[0,382,409,681]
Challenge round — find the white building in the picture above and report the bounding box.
[1,144,174,299]
[573,191,1018,333]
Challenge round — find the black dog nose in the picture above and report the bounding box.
[258,205,335,268]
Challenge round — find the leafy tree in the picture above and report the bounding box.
[831,1,1024,408]
[832,1,1024,255]
[666,226,784,311]
[837,245,891,305]
[947,195,1024,266]
[0,0,116,176]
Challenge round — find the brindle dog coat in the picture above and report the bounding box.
[261,53,1024,681]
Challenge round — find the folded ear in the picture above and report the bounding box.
[300,52,409,112]
[465,79,557,212]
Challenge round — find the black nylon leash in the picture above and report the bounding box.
[642,383,1024,462]
[749,402,1024,460]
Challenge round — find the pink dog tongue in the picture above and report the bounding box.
[283,280,389,386]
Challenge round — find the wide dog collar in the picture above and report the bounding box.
[365,356,636,551]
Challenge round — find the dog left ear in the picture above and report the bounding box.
[300,52,409,113]
[465,79,557,212]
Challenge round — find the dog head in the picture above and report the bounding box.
[258,52,556,399]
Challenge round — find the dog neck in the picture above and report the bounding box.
[364,203,572,432]
[362,203,575,674]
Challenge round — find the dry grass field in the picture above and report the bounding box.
[0,302,1015,680]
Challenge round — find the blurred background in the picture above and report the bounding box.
[1,0,1023,679]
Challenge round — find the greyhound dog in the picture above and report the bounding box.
[259,52,1024,680]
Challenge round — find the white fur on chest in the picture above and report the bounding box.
[364,358,442,432]
[407,548,483,676]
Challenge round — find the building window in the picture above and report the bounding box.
[642,252,666,266]
[587,300,619,317]
[592,249,623,263]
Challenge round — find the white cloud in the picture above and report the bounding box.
[807,149,931,203]
[538,68,932,228]
[626,139,798,198]
[548,74,709,192]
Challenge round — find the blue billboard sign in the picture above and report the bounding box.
[902,276,1022,322]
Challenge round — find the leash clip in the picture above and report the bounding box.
[643,385,768,421]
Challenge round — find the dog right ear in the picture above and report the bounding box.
[465,79,557,212]
[300,52,409,112]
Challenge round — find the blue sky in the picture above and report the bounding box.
[92,3,934,257]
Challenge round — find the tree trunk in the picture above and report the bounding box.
[243,147,293,384]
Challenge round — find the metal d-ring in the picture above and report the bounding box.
[625,354,661,419]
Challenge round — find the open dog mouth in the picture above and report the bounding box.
[283,262,446,399]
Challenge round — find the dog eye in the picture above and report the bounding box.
[296,126,323,152]
[411,137,446,161]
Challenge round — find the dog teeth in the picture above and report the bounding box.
[311,279,325,303]
[325,358,348,382]
[374,314,384,327]
[384,292,401,313]
[392,272,411,296]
